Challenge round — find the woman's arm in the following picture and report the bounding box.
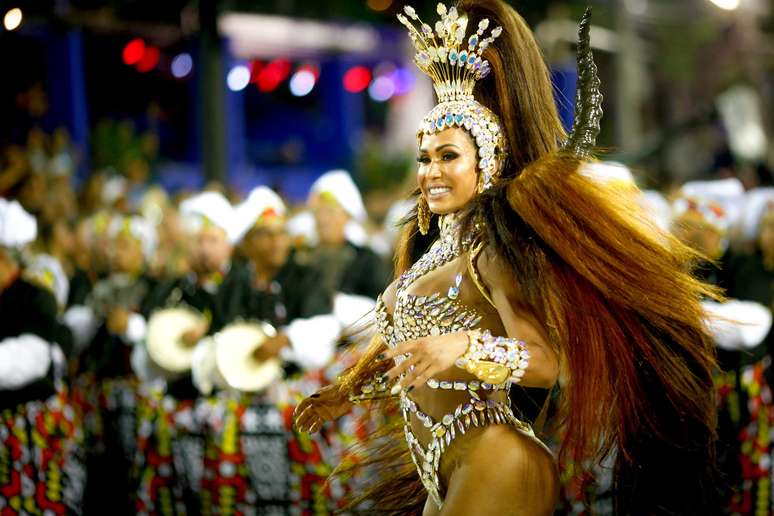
[476,247,560,389]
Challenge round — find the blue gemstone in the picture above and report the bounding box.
[459,51,468,65]
[436,117,445,129]
[445,113,454,125]
[447,287,459,300]
[449,50,458,63]
[455,113,464,124]
[468,54,476,65]
[468,35,479,49]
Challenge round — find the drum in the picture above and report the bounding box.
[213,321,283,392]
[146,307,204,373]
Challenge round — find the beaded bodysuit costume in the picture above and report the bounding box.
[372,215,536,507]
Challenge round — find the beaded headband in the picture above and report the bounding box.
[398,3,507,191]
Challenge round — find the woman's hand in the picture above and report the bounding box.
[294,385,353,433]
[383,331,469,391]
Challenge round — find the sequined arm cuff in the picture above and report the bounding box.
[455,329,530,384]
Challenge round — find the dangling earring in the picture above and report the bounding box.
[417,194,431,235]
[476,173,487,194]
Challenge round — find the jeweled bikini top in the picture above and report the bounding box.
[379,214,481,345]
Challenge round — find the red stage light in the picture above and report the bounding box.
[343,66,371,93]
[249,60,264,84]
[122,38,145,66]
[257,59,292,93]
[136,46,160,73]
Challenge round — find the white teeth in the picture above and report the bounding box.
[429,187,451,195]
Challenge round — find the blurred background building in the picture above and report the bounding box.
[0,0,772,211]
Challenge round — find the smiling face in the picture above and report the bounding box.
[417,128,480,215]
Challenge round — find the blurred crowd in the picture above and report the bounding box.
[3,127,774,515]
[0,126,399,515]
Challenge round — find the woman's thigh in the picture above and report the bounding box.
[438,425,558,516]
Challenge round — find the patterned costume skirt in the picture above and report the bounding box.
[717,357,774,516]
[552,356,774,516]
[196,367,375,516]
[0,384,85,515]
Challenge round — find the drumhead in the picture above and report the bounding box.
[146,308,203,373]
[214,322,283,392]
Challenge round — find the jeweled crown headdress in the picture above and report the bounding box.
[398,3,506,193]
[399,3,603,195]
[398,3,500,103]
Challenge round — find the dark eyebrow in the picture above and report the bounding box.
[418,143,461,153]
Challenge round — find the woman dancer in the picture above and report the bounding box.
[296,2,719,514]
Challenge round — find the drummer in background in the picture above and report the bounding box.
[671,184,774,514]
[191,185,342,514]
[302,170,390,302]
[131,190,250,515]
[74,213,158,513]
[0,199,84,514]
[237,186,339,370]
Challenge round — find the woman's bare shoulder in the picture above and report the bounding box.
[473,244,522,301]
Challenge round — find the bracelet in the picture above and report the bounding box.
[455,329,530,384]
[347,372,398,404]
